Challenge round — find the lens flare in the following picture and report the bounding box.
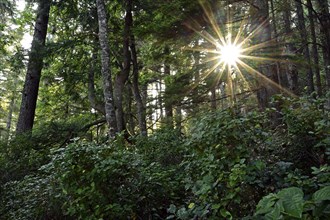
[182,0,296,106]
[218,42,242,66]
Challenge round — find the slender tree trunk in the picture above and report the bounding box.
[88,49,105,115]
[130,35,147,136]
[316,0,330,106]
[307,0,322,96]
[295,0,315,94]
[251,0,276,110]
[283,4,299,94]
[175,105,182,131]
[16,0,51,134]
[127,82,136,136]
[192,40,200,112]
[164,46,173,128]
[96,0,117,138]
[114,0,132,133]
[210,87,217,109]
[270,0,287,88]
[6,96,15,141]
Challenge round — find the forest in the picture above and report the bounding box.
[0,0,329,219]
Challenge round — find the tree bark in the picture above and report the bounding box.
[96,0,117,138]
[251,0,276,110]
[316,0,330,101]
[210,87,217,109]
[164,46,173,128]
[307,0,322,96]
[88,49,106,115]
[114,0,132,133]
[283,3,299,94]
[295,0,315,94]
[6,95,15,141]
[130,35,147,136]
[16,0,51,134]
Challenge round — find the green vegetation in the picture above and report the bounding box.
[0,96,329,219]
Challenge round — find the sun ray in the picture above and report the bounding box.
[233,16,248,45]
[199,59,224,80]
[236,59,296,97]
[238,18,271,47]
[201,55,222,64]
[240,38,278,53]
[199,0,227,45]
[185,47,220,55]
[184,19,219,46]
[233,63,253,92]
[240,55,292,63]
[183,1,299,107]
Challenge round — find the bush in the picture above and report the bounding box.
[41,140,185,219]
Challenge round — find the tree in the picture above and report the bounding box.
[307,0,322,96]
[114,0,133,133]
[250,0,277,110]
[16,0,52,134]
[130,34,148,136]
[96,0,118,138]
[295,0,315,94]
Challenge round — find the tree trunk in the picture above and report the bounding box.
[175,105,182,131]
[130,35,147,136]
[283,3,299,94]
[307,0,322,96]
[88,49,105,115]
[96,0,117,138]
[192,40,201,112]
[127,82,136,136]
[251,0,276,110]
[114,0,132,133]
[210,87,217,109]
[316,0,330,107]
[6,95,15,141]
[295,0,315,94]
[164,46,173,128]
[16,0,51,134]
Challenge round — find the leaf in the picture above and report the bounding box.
[188,203,195,209]
[256,194,277,215]
[220,209,232,219]
[167,204,176,214]
[313,186,330,202]
[265,201,283,220]
[211,203,221,210]
[277,187,304,218]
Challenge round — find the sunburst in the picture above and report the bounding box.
[184,0,295,106]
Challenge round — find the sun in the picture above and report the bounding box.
[182,0,296,106]
[217,42,242,66]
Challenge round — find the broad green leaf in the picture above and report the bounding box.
[265,201,283,220]
[277,187,304,218]
[256,194,277,215]
[313,186,330,202]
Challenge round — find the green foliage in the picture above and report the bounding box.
[268,95,330,169]
[40,138,185,219]
[167,109,270,219]
[0,175,65,220]
[254,185,330,219]
[0,97,329,219]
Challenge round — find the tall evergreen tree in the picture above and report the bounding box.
[16,0,51,134]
